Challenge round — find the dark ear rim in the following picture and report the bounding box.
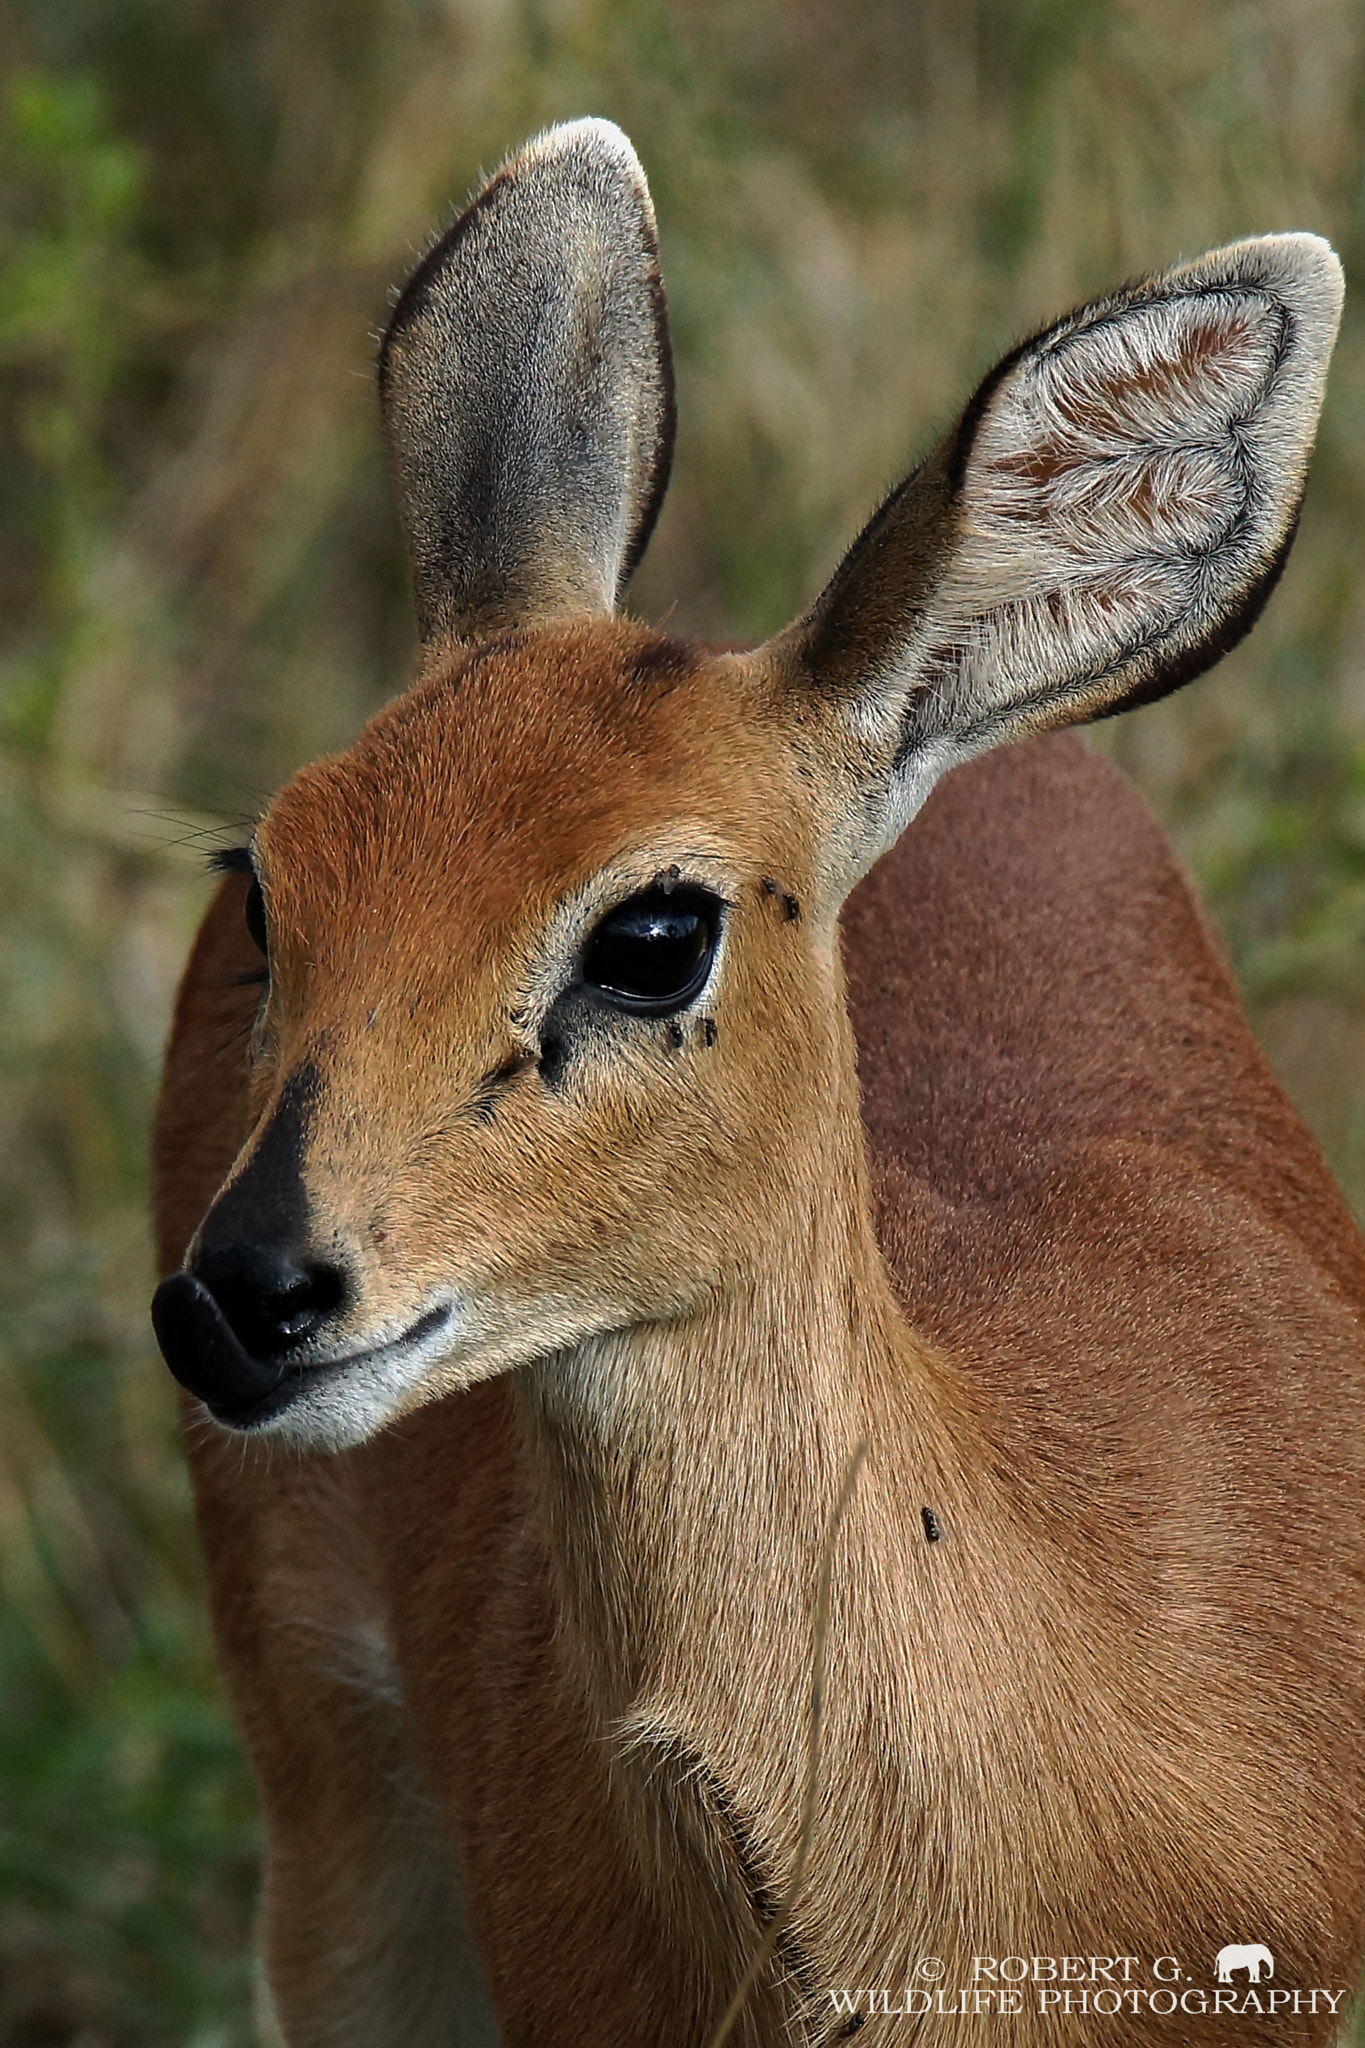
[939,251,1301,496]
[617,237,676,595]
[789,233,1340,735]
[921,255,1314,731]
[376,120,677,617]
[936,280,1296,727]
[1087,500,1301,723]
[378,166,677,602]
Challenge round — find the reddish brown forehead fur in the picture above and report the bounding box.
[257,620,791,1013]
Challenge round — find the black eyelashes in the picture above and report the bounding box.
[210,845,254,875]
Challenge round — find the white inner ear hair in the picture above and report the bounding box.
[900,284,1302,753]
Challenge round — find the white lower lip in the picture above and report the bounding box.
[208,1298,462,1449]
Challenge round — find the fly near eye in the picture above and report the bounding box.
[582,886,719,1016]
[244,877,269,959]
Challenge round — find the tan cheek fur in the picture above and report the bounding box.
[236,628,844,1392]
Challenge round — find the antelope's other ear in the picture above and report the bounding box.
[767,233,1343,891]
[379,118,675,647]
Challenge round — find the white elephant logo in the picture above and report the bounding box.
[1215,1943,1274,1983]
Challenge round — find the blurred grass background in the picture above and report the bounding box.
[3,0,1365,2039]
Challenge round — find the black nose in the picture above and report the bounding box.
[151,1244,349,1414]
[195,1242,347,1358]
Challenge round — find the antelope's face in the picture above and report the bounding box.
[149,118,1340,1447]
[162,624,850,1446]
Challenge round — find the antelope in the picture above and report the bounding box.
[149,118,1365,2046]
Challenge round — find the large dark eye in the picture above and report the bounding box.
[581,886,719,1015]
[244,877,269,958]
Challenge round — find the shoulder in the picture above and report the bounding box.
[844,731,1365,1312]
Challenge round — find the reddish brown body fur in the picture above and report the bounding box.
[155,722,1365,2045]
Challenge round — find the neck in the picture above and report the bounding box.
[503,1036,1241,1991]
[512,1086,961,1820]
[507,1050,1106,1989]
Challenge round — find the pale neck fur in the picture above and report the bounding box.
[514,1005,897,1702]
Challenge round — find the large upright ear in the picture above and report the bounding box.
[378,118,675,647]
[765,234,1343,890]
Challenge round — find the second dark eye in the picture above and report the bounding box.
[244,877,269,958]
[581,886,719,1015]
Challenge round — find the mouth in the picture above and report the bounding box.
[151,1268,457,1437]
[210,1304,456,1431]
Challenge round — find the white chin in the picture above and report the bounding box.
[206,1300,466,1451]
